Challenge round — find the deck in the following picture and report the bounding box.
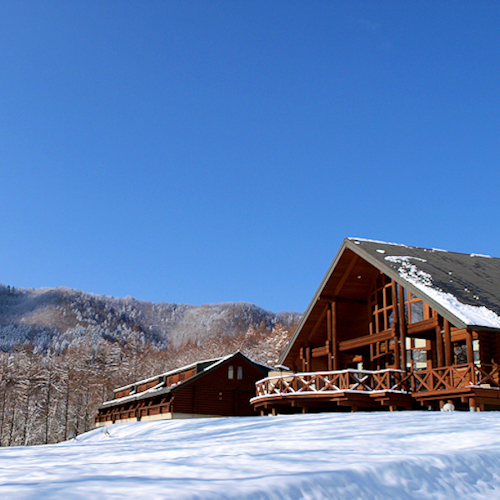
[252,363,500,412]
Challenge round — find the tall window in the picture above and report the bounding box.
[237,366,243,380]
[370,278,434,328]
[369,274,394,333]
[228,365,234,379]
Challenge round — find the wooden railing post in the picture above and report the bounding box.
[470,362,476,386]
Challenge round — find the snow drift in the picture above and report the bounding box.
[0,412,499,499]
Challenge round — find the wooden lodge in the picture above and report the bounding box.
[96,352,269,426]
[252,238,500,414]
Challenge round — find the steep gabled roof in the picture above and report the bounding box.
[280,238,500,365]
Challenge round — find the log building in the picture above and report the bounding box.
[96,352,269,426]
[252,238,500,414]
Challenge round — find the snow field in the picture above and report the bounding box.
[0,412,500,499]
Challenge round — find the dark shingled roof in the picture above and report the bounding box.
[280,238,500,366]
[349,238,500,321]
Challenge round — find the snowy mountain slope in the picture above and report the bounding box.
[1,412,499,500]
[0,285,300,351]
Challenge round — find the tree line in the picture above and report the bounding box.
[0,321,296,446]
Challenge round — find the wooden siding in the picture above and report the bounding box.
[172,356,264,416]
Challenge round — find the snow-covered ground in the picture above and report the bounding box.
[1,412,500,499]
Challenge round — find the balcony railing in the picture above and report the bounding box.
[252,363,500,405]
[411,363,500,394]
[252,368,408,403]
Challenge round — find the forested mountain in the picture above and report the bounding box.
[0,285,299,352]
[0,284,301,447]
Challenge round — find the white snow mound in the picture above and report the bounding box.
[1,412,500,499]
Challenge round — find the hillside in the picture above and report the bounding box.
[0,412,498,499]
[0,284,300,352]
[0,284,301,447]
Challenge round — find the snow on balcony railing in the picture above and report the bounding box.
[252,364,500,404]
[251,368,409,403]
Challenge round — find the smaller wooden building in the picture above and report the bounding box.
[95,352,269,426]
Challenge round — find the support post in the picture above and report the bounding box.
[466,329,474,364]
[443,319,453,366]
[369,320,374,370]
[300,348,306,372]
[327,306,333,371]
[436,321,444,368]
[391,280,400,369]
[332,300,339,370]
[469,396,477,412]
[398,285,407,370]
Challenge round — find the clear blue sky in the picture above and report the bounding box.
[1,1,499,313]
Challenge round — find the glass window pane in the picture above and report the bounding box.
[410,301,424,323]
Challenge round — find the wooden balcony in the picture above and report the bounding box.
[410,363,500,406]
[252,364,500,412]
[251,368,410,410]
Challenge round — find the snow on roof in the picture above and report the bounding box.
[102,381,168,407]
[348,237,409,247]
[384,255,500,329]
[114,355,225,393]
[344,238,500,330]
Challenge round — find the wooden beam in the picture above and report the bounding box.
[327,306,333,370]
[398,284,407,371]
[443,318,453,366]
[436,321,444,368]
[320,295,367,305]
[391,280,400,369]
[300,347,306,372]
[326,307,332,345]
[334,254,359,297]
[332,300,339,370]
[407,317,439,336]
[369,320,374,370]
[339,329,394,351]
[312,344,329,358]
[466,329,474,364]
